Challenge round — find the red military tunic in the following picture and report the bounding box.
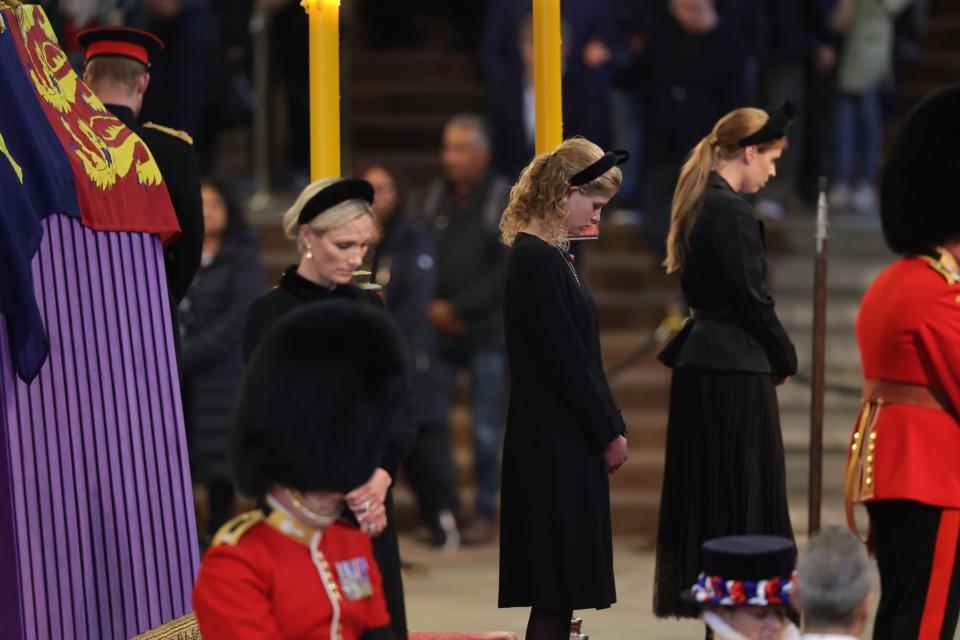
[194,509,391,640]
[849,249,960,508]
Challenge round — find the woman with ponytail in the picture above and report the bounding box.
[653,105,799,624]
[498,138,629,639]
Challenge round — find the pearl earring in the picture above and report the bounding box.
[305,243,313,259]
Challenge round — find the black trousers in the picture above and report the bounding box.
[403,416,459,527]
[868,500,960,640]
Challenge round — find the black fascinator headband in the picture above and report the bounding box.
[298,179,375,225]
[569,150,630,187]
[738,101,797,148]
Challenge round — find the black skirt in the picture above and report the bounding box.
[653,368,794,618]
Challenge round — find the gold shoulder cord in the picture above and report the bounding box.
[211,510,264,546]
[143,122,194,145]
[919,247,960,285]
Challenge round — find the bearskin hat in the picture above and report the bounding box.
[881,83,960,255]
[232,300,406,499]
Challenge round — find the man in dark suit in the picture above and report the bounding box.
[78,27,204,306]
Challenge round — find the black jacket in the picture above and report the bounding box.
[180,233,265,481]
[372,212,438,422]
[243,267,414,477]
[418,172,510,360]
[106,104,204,304]
[618,16,746,170]
[659,174,798,376]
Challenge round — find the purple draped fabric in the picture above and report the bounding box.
[0,215,198,639]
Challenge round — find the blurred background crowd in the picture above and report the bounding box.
[34,0,942,551]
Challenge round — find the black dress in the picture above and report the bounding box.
[243,266,412,640]
[654,173,798,618]
[499,233,625,611]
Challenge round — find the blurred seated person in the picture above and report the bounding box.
[687,535,801,640]
[180,180,264,543]
[193,300,404,639]
[795,527,874,639]
[363,165,459,550]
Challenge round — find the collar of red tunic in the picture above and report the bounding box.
[264,498,326,546]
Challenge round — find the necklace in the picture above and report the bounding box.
[557,247,581,286]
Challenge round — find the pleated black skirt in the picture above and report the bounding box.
[653,367,794,618]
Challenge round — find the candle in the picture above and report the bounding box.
[532,0,563,155]
[302,0,341,180]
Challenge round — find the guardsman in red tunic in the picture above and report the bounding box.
[845,84,960,640]
[193,300,406,640]
[195,509,391,640]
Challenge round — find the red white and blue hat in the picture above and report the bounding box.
[687,535,797,609]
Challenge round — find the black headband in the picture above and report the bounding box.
[298,179,375,225]
[569,150,630,187]
[738,101,796,148]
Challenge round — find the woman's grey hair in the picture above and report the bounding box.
[796,526,876,629]
[281,178,374,254]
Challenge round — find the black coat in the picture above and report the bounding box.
[105,104,204,305]
[499,233,624,610]
[483,0,620,180]
[419,173,510,361]
[619,16,747,170]
[659,174,798,376]
[180,234,265,482]
[372,212,438,423]
[243,266,411,640]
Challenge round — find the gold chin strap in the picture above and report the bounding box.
[845,399,882,543]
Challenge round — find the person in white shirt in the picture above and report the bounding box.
[795,526,875,640]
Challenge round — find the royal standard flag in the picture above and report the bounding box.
[0,5,179,382]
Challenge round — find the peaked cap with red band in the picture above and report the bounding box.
[77,27,165,68]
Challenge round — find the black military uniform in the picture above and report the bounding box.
[77,27,204,306]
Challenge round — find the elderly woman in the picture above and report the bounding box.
[497,138,629,639]
[688,535,801,640]
[243,178,413,640]
[195,301,405,639]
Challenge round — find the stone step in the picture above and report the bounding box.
[348,150,440,188]
[351,50,482,84]
[352,113,450,150]
[909,50,960,85]
[768,255,887,296]
[775,217,891,258]
[348,82,484,116]
[923,16,960,50]
[593,290,677,330]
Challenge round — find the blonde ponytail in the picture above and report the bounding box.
[662,106,776,274]
[663,136,716,274]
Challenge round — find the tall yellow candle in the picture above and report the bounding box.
[303,0,341,180]
[532,0,563,154]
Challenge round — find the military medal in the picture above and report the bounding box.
[335,557,373,600]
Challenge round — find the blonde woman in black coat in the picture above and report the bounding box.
[498,138,628,640]
[654,104,799,622]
